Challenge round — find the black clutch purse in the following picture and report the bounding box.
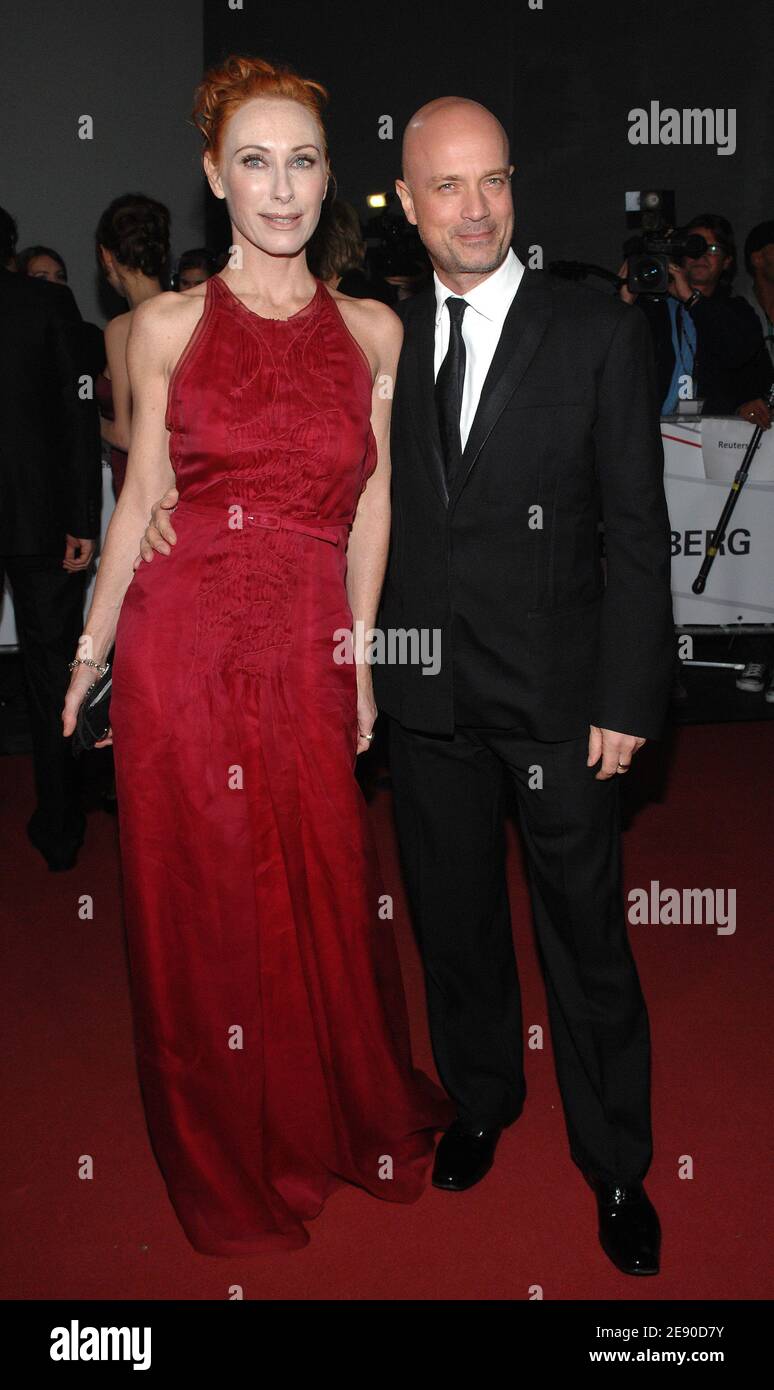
[72,663,112,757]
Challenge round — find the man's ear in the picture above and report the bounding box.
[203,151,226,202]
[394,177,416,227]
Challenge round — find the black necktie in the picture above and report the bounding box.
[435,296,468,486]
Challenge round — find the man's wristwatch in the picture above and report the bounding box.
[683,290,701,312]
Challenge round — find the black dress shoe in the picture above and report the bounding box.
[589,1178,661,1275]
[432,1118,502,1192]
[26,812,84,872]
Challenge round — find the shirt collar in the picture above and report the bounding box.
[433,246,524,326]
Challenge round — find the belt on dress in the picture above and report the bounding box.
[175,496,350,546]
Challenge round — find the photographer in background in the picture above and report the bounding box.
[620,213,773,424]
[743,220,774,369]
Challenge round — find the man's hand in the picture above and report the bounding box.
[667,262,694,303]
[737,398,771,429]
[134,486,179,569]
[617,260,637,305]
[63,536,96,572]
[587,725,646,780]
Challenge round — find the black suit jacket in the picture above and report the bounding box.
[373,268,675,742]
[0,267,102,555]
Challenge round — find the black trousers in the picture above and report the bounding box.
[387,716,653,1186]
[1,554,87,844]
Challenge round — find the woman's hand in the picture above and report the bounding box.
[62,664,113,747]
[355,664,378,756]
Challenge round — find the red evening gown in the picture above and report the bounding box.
[109,274,454,1255]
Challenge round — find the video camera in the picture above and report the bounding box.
[623,189,706,295]
[624,228,709,295]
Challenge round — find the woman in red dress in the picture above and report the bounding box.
[63,55,453,1255]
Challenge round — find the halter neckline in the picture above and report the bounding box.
[213,274,322,324]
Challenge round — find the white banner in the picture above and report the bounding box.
[662,416,774,624]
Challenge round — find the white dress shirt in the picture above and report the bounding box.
[433,246,525,449]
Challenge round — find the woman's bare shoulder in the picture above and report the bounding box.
[128,286,208,366]
[133,285,207,332]
[104,307,132,345]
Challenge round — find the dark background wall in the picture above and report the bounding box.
[1,0,204,644]
[5,0,772,317]
[4,0,204,327]
[204,0,774,293]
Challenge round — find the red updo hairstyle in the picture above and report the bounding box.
[191,54,331,172]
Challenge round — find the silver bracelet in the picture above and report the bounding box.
[69,656,109,676]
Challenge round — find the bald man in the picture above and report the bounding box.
[374,97,674,1276]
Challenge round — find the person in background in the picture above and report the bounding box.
[308,198,393,304]
[92,196,170,813]
[172,247,221,292]
[742,221,774,368]
[17,242,106,385]
[0,206,102,869]
[16,245,68,284]
[94,193,170,500]
[620,213,773,423]
[382,256,431,302]
[731,221,774,701]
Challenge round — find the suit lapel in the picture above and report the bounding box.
[447,268,553,505]
[403,287,449,505]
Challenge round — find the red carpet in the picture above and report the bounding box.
[2,722,771,1300]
